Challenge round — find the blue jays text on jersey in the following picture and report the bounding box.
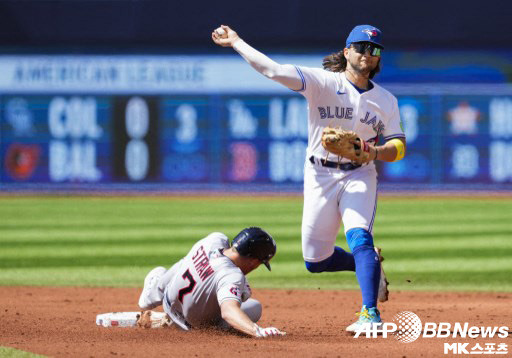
[360,111,385,136]
[318,106,385,136]
[317,106,353,120]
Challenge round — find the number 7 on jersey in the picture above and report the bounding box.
[178,269,197,303]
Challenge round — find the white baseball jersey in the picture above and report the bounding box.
[163,232,252,329]
[294,67,405,162]
[293,68,405,262]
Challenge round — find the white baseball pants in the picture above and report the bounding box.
[301,159,378,262]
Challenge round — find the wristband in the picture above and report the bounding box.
[389,139,405,161]
[254,324,263,337]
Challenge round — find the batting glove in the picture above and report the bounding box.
[255,326,286,338]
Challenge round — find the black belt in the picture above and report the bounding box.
[309,156,361,171]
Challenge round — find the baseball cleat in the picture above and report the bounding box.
[138,266,167,310]
[346,306,382,333]
[375,247,389,303]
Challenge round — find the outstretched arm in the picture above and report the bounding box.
[212,25,303,91]
[220,300,285,338]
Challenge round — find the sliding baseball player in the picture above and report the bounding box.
[138,228,286,338]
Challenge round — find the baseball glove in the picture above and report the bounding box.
[321,127,371,164]
[136,311,172,329]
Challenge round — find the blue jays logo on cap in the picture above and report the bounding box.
[346,25,384,49]
[363,29,378,38]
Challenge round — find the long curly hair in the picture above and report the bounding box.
[322,50,381,79]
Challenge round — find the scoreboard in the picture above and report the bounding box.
[379,94,512,185]
[3,93,512,186]
[1,94,309,184]
[1,55,512,187]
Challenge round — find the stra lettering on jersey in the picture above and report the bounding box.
[191,245,215,281]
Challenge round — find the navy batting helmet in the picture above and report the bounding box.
[232,227,276,271]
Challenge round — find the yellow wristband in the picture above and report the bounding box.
[389,139,405,162]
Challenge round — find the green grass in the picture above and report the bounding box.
[1,196,511,291]
[0,347,46,357]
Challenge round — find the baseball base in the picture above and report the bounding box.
[96,311,170,328]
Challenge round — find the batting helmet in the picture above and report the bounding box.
[232,227,276,271]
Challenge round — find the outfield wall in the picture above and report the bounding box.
[1,54,512,191]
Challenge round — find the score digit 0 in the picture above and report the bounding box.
[125,97,150,181]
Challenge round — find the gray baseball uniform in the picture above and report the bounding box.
[162,232,253,330]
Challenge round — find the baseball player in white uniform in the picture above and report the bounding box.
[138,227,286,337]
[212,24,406,332]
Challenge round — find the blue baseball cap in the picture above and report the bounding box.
[346,25,384,49]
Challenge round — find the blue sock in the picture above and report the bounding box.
[305,246,355,273]
[327,246,355,271]
[346,228,380,308]
[352,244,380,308]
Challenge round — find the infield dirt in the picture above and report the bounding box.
[1,287,510,357]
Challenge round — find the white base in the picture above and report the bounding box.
[96,311,168,328]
